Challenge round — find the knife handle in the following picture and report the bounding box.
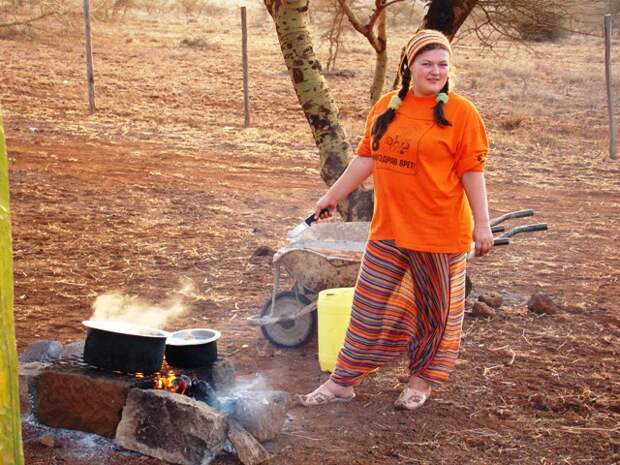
[306,208,331,225]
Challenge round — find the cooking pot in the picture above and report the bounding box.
[82,320,169,374]
[165,328,220,368]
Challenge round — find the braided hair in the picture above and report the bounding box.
[371,42,451,151]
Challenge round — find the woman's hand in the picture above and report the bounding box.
[312,156,373,223]
[314,194,337,222]
[461,171,493,257]
[473,222,494,256]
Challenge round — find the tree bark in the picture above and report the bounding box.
[264,0,373,221]
[0,109,24,465]
[369,10,387,105]
[423,0,479,39]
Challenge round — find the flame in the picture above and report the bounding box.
[151,368,190,395]
[154,371,177,390]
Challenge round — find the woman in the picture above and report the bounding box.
[298,29,493,410]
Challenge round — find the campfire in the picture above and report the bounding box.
[143,364,225,411]
[20,338,289,465]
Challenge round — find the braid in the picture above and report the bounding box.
[433,80,451,127]
[371,59,411,150]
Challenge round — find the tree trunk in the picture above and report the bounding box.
[369,10,387,105]
[264,0,373,221]
[0,109,24,465]
[423,0,479,39]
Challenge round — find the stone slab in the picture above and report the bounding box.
[19,361,50,416]
[20,340,62,363]
[228,419,271,465]
[116,388,228,465]
[188,358,236,392]
[59,341,85,360]
[34,367,134,437]
[231,390,289,442]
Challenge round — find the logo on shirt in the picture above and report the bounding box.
[373,135,417,173]
[384,135,411,155]
[372,154,417,171]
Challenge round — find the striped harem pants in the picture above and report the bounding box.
[331,240,467,387]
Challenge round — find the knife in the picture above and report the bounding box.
[286,209,330,240]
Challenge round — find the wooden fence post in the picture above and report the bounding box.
[241,6,250,128]
[83,0,96,114]
[605,14,617,160]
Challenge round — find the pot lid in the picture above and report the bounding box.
[82,320,170,339]
[166,328,221,346]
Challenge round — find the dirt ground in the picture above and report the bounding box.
[1,7,619,465]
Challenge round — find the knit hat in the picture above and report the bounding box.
[405,29,452,66]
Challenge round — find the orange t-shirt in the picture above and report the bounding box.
[357,90,489,253]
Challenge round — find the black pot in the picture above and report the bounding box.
[165,329,220,368]
[82,320,169,374]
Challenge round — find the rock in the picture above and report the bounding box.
[471,301,496,319]
[211,359,236,391]
[227,419,271,465]
[20,340,62,363]
[194,358,236,392]
[231,390,289,442]
[115,389,228,465]
[528,293,560,315]
[59,341,85,360]
[249,246,275,264]
[478,292,503,309]
[34,368,133,437]
[39,435,56,448]
[19,361,50,416]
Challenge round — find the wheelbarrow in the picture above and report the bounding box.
[248,209,547,348]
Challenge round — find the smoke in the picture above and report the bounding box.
[214,374,273,416]
[90,278,197,329]
[227,373,270,393]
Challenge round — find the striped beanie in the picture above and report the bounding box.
[405,29,452,66]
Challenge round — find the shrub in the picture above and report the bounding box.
[512,8,567,42]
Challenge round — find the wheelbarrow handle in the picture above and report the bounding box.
[467,237,509,259]
[490,209,535,227]
[491,225,505,233]
[499,223,548,239]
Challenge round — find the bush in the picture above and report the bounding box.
[512,9,567,42]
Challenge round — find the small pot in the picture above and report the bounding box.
[165,328,220,368]
[83,320,169,374]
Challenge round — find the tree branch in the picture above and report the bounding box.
[337,0,365,33]
[368,0,406,30]
[338,0,403,53]
[0,10,56,28]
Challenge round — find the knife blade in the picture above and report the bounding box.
[286,209,330,240]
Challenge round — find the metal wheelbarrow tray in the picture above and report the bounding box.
[249,210,547,348]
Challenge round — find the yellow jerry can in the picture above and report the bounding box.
[317,287,355,372]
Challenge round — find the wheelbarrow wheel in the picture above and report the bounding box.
[260,291,316,349]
